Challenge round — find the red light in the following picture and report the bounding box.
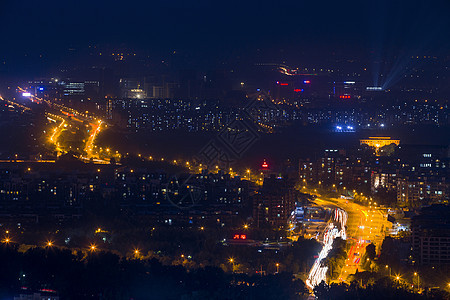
[279,83,288,86]
[304,80,311,84]
[294,89,304,92]
[339,95,351,99]
[262,160,269,168]
[233,234,247,240]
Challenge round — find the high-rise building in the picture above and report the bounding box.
[63,82,85,96]
[253,176,296,228]
[412,205,450,265]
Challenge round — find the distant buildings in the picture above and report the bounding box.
[397,176,447,208]
[109,98,239,132]
[395,144,449,207]
[18,69,449,136]
[298,148,372,192]
[298,144,449,208]
[0,164,253,227]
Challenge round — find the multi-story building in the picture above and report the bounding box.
[371,169,398,193]
[397,175,448,208]
[411,204,450,265]
[253,176,296,228]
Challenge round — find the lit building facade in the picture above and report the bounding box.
[360,137,400,156]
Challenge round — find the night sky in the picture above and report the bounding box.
[0,0,449,70]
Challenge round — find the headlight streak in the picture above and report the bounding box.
[306,208,347,289]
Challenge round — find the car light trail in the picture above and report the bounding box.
[306,208,347,289]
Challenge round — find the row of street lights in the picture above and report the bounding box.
[389,269,423,292]
[4,236,450,288]
[385,265,422,291]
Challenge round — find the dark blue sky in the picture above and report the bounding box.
[0,0,449,66]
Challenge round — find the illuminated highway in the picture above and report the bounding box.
[47,113,66,154]
[0,95,31,112]
[312,196,389,282]
[80,120,104,162]
[15,87,111,163]
[306,208,348,288]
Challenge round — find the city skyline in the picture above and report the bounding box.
[0,1,449,299]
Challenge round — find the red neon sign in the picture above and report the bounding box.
[339,95,351,99]
[279,83,288,86]
[233,234,247,240]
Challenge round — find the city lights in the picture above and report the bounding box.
[0,3,448,297]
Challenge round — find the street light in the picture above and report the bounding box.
[414,272,420,291]
[385,265,391,277]
[276,263,279,274]
[229,258,235,272]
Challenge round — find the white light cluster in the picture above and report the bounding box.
[306,208,348,289]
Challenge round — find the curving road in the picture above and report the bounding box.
[313,196,390,282]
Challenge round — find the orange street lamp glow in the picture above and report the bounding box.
[90,244,97,251]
